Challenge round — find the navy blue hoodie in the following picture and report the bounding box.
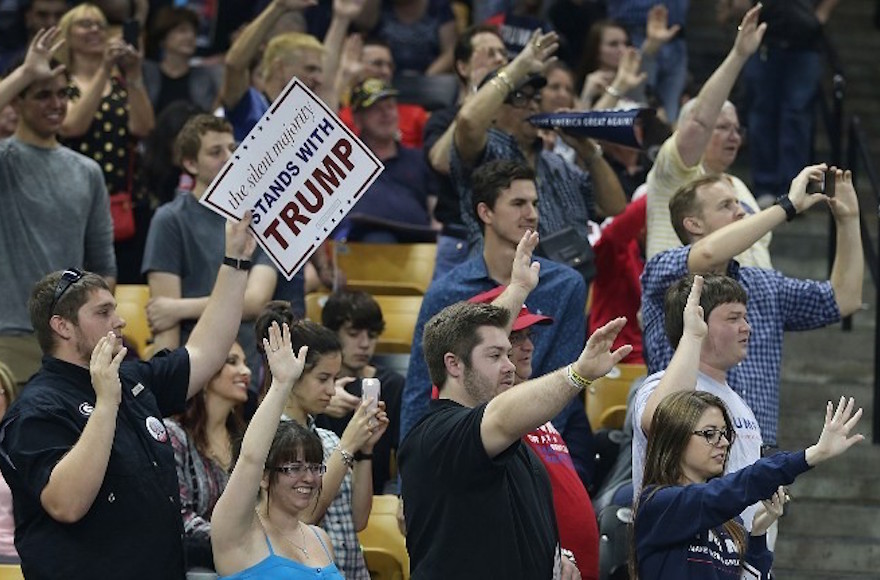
[635,451,811,579]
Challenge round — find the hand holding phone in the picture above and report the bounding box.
[362,378,381,415]
[122,18,140,48]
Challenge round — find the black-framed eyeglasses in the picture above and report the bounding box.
[274,462,327,476]
[692,427,736,446]
[509,329,532,346]
[50,268,84,314]
[506,89,541,108]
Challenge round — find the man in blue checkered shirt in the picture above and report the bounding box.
[641,165,864,446]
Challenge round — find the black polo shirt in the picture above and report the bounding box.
[0,349,190,580]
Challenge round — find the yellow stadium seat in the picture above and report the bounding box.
[114,285,152,359]
[0,564,24,580]
[305,293,421,355]
[586,363,647,431]
[334,242,436,296]
[358,495,409,580]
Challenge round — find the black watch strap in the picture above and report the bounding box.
[354,451,373,461]
[775,195,797,222]
[223,256,252,270]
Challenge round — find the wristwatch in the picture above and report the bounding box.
[222,256,252,270]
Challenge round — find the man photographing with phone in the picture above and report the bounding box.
[641,163,864,450]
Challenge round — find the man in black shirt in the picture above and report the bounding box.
[0,216,258,579]
[398,233,631,579]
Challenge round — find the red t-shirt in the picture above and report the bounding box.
[524,422,599,580]
[338,103,429,149]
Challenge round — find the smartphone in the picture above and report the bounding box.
[122,18,140,48]
[362,378,381,415]
[823,168,836,198]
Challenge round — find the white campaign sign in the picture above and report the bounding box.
[200,78,384,280]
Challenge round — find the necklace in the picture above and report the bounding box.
[256,508,309,559]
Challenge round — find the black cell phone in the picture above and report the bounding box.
[824,168,836,198]
[122,18,140,48]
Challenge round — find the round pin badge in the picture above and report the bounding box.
[79,402,94,417]
[145,416,168,443]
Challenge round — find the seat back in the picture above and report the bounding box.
[0,564,24,580]
[334,242,436,296]
[114,284,152,359]
[358,495,409,580]
[306,293,421,355]
[586,363,647,431]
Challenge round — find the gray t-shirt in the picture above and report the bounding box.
[141,190,274,372]
[0,137,116,335]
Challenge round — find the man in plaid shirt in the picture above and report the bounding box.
[641,165,863,446]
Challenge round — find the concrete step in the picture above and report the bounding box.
[773,536,880,574]
[779,497,880,539]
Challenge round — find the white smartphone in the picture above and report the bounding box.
[362,378,381,415]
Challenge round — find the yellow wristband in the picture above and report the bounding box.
[566,364,593,391]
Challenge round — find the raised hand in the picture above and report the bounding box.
[340,398,386,453]
[511,29,559,76]
[646,4,681,48]
[580,70,615,104]
[751,486,786,536]
[509,230,541,295]
[787,163,829,213]
[683,275,708,340]
[732,3,767,58]
[263,322,308,388]
[573,317,632,381]
[333,0,366,20]
[806,396,864,466]
[340,34,365,84]
[612,47,647,93]
[23,27,66,82]
[225,211,257,260]
[89,333,127,405]
[827,168,860,222]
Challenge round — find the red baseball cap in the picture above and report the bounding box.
[468,286,553,331]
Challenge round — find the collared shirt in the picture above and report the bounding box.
[0,350,190,580]
[307,417,370,580]
[607,0,688,27]
[450,128,597,250]
[401,254,587,442]
[640,246,840,444]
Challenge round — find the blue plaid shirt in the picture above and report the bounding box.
[450,128,597,250]
[607,0,689,27]
[401,254,587,442]
[640,247,840,445]
[310,419,370,580]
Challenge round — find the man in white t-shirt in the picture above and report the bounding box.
[631,274,763,528]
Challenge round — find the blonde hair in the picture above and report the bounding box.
[55,3,108,67]
[260,32,324,78]
[0,362,19,411]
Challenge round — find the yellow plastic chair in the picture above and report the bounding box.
[334,242,436,296]
[114,285,152,359]
[586,363,647,431]
[0,564,24,580]
[305,293,421,355]
[358,495,409,580]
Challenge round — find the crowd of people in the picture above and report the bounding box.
[0,0,864,579]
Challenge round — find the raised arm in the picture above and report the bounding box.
[0,28,65,110]
[60,40,123,137]
[425,19,456,76]
[827,169,864,316]
[688,165,829,273]
[40,335,126,523]
[221,0,317,109]
[455,29,558,166]
[211,323,307,570]
[674,4,764,167]
[489,230,541,333]
[641,275,706,433]
[480,317,632,457]
[184,215,256,398]
[321,0,364,110]
[117,41,154,137]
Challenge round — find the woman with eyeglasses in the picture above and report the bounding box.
[54,3,155,284]
[633,391,864,580]
[162,342,248,571]
[253,302,387,580]
[211,322,343,579]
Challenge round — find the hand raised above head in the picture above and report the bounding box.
[225,211,257,260]
[732,3,767,58]
[512,30,559,76]
[509,230,540,294]
[573,317,632,381]
[683,275,707,339]
[263,321,308,388]
[22,27,66,82]
[806,396,864,466]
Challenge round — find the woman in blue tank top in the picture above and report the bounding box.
[211,322,345,579]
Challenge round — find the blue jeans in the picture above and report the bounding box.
[627,31,688,122]
[745,47,821,197]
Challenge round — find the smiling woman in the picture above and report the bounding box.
[162,342,249,571]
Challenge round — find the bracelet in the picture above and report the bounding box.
[565,364,593,391]
[338,447,355,468]
[561,548,577,566]
[604,84,623,98]
[354,451,373,461]
[495,69,515,92]
[775,195,797,222]
[489,78,509,97]
[222,256,252,270]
